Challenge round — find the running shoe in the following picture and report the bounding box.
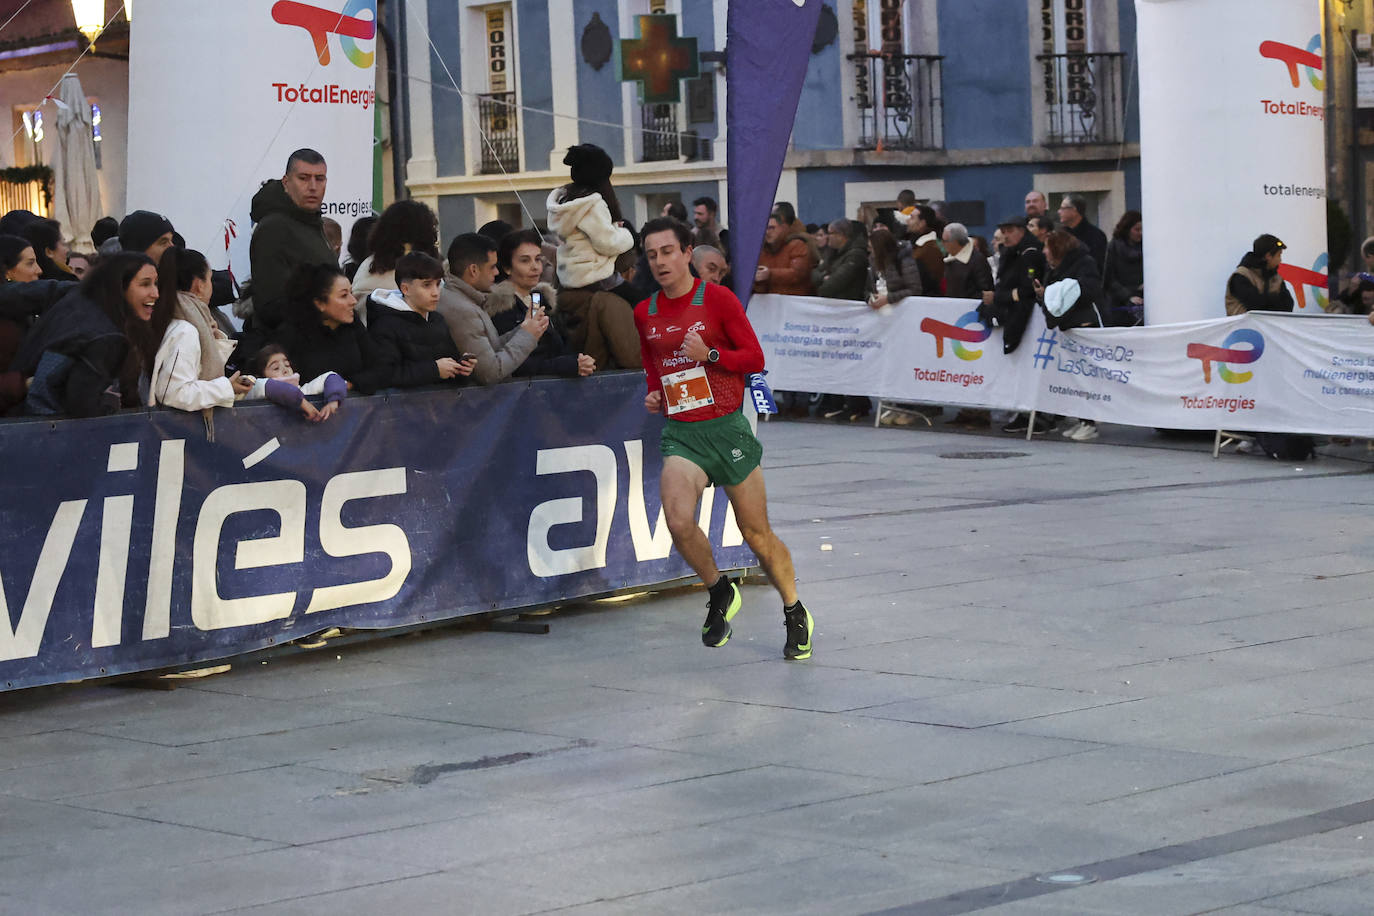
[702,578,741,647]
[1001,414,1029,433]
[1060,420,1086,439]
[1069,422,1100,441]
[783,602,814,660]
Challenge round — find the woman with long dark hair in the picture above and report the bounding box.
[16,252,163,416]
[149,247,253,411]
[274,262,390,396]
[0,234,79,411]
[350,201,439,308]
[486,229,595,378]
[22,218,74,281]
[1103,210,1143,325]
[868,229,922,308]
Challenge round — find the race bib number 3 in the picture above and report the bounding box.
[662,366,715,416]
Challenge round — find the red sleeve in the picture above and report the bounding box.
[708,285,765,375]
[633,301,655,394]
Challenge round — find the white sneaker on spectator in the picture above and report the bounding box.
[1060,421,1086,439]
[1069,422,1100,441]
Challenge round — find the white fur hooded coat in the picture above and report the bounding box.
[545,188,634,289]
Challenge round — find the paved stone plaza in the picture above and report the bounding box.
[4,420,1374,915]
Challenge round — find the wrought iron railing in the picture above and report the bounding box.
[1036,52,1126,146]
[848,52,944,151]
[477,92,520,174]
[641,103,681,162]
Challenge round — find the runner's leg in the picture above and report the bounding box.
[661,455,718,585]
[724,467,798,606]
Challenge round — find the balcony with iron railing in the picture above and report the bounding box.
[848,52,944,151]
[1036,52,1127,146]
[476,92,520,174]
[640,103,681,162]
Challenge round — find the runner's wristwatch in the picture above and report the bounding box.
[707,348,720,363]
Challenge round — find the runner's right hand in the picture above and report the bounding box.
[645,390,662,414]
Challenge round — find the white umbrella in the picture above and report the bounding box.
[50,73,102,249]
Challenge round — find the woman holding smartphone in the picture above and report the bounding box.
[484,229,595,378]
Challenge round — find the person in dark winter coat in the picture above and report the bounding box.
[905,205,946,294]
[0,234,77,411]
[438,233,543,385]
[754,215,817,295]
[22,218,75,282]
[271,263,390,395]
[1103,210,1143,325]
[118,210,176,263]
[248,149,337,331]
[1225,234,1294,316]
[367,252,475,388]
[815,219,869,300]
[979,215,1045,354]
[1037,230,1107,330]
[1056,195,1108,271]
[15,252,162,417]
[941,222,994,299]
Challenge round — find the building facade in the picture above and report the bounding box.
[403,0,1143,244]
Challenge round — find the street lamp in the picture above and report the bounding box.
[70,0,106,46]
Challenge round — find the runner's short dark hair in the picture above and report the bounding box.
[641,218,692,250]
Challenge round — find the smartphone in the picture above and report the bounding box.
[460,352,477,362]
[531,291,543,313]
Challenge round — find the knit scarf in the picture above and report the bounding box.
[175,291,232,380]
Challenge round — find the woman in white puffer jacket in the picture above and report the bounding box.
[545,144,634,290]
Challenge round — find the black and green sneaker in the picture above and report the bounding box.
[783,601,813,660]
[702,577,742,647]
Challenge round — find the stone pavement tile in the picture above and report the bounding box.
[0,682,284,739]
[1011,654,1340,705]
[650,708,1099,782]
[0,727,165,772]
[3,740,277,802]
[76,689,370,747]
[1302,743,1374,772]
[470,821,842,909]
[68,763,500,845]
[1080,761,1374,840]
[858,684,1135,728]
[573,848,1023,916]
[1264,552,1374,578]
[1146,712,1374,762]
[1189,601,1374,647]
[220,869,564,916]
[9,845,435,916]
[929,604,1244,659]
[184,714,522,772]
[935,743,1259,808]
[0,794,279,881]
[185,654,450,702]
[814,635,1139,683]
[591,659,981,714]
[300,670,555,717]
[978,838,1374,916]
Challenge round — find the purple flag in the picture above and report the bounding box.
[727,0,822,308]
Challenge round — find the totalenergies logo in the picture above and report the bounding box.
[1186,329,1265,384]
[1259,34,1324,91]
[919,311,992,361]
[1278,254,1329,311]
[272,0,376,68]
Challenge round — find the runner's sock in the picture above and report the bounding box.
[709,575,732,605]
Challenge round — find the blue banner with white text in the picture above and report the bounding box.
[0,373,755,691]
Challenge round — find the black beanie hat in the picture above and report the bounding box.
[118,210,175,253]
[1252,234,1286,257]
[563,144,614,188]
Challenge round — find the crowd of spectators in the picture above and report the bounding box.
[2,145,1361,442]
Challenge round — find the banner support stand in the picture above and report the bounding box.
[1026,409,1038,442]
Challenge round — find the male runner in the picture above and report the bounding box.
[634,218,814,659]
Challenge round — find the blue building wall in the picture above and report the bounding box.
[573,0,626,165]
[793,27,844,150]
[516,1,555,171]
[428,2,464,176]
[680,0,719,144]
[937,0,1034,150]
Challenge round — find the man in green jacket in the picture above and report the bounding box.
[816,219,869,301]
[248,148,337,331]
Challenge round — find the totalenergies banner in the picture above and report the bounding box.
[1136,0,1328,324]
[126,1,377,274]
[748,294,1374,436]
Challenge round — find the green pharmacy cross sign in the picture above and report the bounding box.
[619,14,699,104]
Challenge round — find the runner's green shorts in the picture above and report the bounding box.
[660,410,763,487]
